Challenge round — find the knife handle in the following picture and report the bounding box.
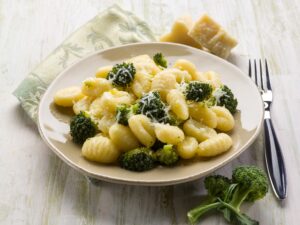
[264,118,287,200]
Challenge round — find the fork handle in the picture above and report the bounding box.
[264,118,287,200]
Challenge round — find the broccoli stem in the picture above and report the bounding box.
[229,187,252,211]
[187,199,221,225]
[218,199,259,225]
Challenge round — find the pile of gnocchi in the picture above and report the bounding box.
[53,54,237,170]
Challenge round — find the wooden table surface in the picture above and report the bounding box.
[1,0,300,224]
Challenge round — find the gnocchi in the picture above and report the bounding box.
[211,106,235,131]
[128,115,156,147]
[73,96,94,115]
[109,123,140,152]
[197,133,232,157]
[166,89,189,120]
[82,135,120,163]
[183,119,217,142]
[151,70,177,100]
[189,103,217,128]
[154,123,185,145]
[81,77,112,97]
[95,65,113,78]
[54,86,84,107]
[53,54,238,170]
[173,59,198,80]
[177,136,198,159]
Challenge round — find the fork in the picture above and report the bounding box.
[248,59,287,200]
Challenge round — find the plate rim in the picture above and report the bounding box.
[37,42,264,186]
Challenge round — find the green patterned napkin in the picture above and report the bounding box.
[13,5,156,122]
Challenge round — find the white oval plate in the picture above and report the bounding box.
[38,42,263,186]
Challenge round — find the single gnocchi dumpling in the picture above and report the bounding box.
[173,59,197,80]
[154,123,185,145]
[201,71,222,88]
[151,71,177,100]
[95,65,113,78]
[109,123,140,152]
[128,115,156,147]
[189,103,217,128]
[197,133,232,157]
[131,71,153,98]
[89,97,103,117]
[211,106,235,131]
[177,136,198,159]
[193,71,206,82]
[54,86,84,107]
[82,135,120,163]
[95,115,116,135]
[183,119,217,142]
[166,89,189,120]
[81,77,112,97]
[73,96,95,115]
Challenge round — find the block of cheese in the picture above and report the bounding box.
[188,14,237,59]
[160,16,202,49]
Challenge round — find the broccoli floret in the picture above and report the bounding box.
[155,144,179,166]
[119,148,156,172]
[107,62,136,87]
[70,112,97,144]
[214,85,238,114]
[231,166,269,204]
[168,112,184,126]
[151,140,165,151]
[187,166,268,225]
[116,104,131,126]
[136,91,169,123]
[153,53,168,68]
[185,81,213,102]
[204,175,232,200]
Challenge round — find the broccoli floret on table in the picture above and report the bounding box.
[107,62,136,87]
[136,91,170,123]
[119,148,156,172]
[185,81,213,102]
[214,85,238,114]
[155,144,179,166]
[153,52,168,68]
[187,165,269,225]
[204,175,232,201]
[70,111,97,144]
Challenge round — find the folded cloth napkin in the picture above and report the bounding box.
[13,5,156,122]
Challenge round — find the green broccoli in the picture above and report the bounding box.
[107,62,136,87]
[151,140,166,151]
[188,175,231,225]
[119,148,156,172]
[204,175,232,200]
[136,91,169,123]
[187,166,269,225]
[185,81,213,102]
[115,104,132,126]
[214,85,238,114]
[70,112,97,144]
[155,144,179,166]
[153,53,168,68]
[168,112,184,126]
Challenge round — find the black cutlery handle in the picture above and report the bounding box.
[264,118,287,200]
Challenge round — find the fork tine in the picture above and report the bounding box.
[248,59,252,78]
[259,59,264,90]
[265,59,272,90]
[254,59,258,85]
